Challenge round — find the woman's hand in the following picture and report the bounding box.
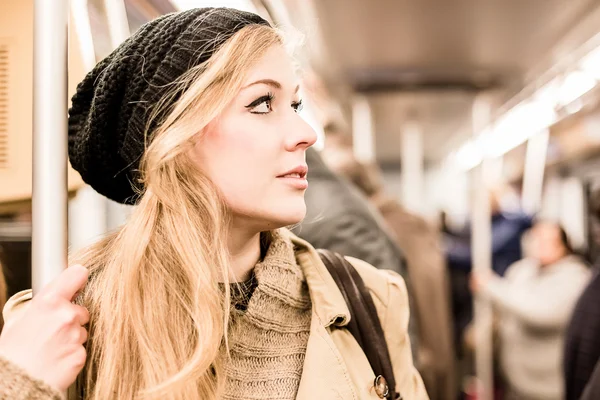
[0,265,90,392]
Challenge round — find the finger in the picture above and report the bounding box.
[71,304,90,326]
[41,265,89,301]
[70,346,87,371]
[76,326,88,344]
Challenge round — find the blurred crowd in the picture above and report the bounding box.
[292,122,600,400]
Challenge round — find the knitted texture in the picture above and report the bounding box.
[0,355,64,400]
[224,230,312,400]
[67,8,269,204]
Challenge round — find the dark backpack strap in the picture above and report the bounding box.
[318,249,402,400]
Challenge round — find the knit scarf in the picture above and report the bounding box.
[223,229,312,400]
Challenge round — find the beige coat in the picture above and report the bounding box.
[4,230,428,399]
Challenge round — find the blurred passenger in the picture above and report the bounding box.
[446,187,533,277]
[294,146,420,354]
[564,189,600,400]
[0,266,89,399]
[471,221,591,400]
[444,187,533,356]
[4,9,427,400]
[578,360,600,400]
[295,145,406,276]
[319,141,456,400]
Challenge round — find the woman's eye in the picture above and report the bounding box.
[246,94,274,114]
[292,100,303,113]
[251,100,272,114]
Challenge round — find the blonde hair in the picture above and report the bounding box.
[71,24,283,400]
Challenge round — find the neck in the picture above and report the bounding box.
[228,224,262,282]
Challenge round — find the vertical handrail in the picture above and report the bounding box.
[522,129,550,215]
[32,0,69,294]
[471,95,494,400]
[104,0,130,49]
[352,95,375,163]
[401,120,424,215]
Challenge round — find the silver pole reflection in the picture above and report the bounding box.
[32,0,69,294]
[471,95,494,400]
[522,129,550,215]
[104,0,130,48]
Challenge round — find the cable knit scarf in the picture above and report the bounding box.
[223,229,312,400]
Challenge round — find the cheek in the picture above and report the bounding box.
[198,120,279,204]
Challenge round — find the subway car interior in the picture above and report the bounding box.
[3,1,600,399]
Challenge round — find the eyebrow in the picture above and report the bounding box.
[243,79,300,94]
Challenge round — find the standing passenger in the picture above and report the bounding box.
[4,8,427,400]
[471,221,590,400]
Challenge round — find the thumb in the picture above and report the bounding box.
[41,265,89,301]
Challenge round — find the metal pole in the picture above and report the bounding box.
[352,95,375,163]
[522,129,550,215]
[471,95,494,400]
[68,0,113,251]
[104,0,130,49]
[32,0,69,294]
[401,120,424,215]
[71,0,97,70]
[103,0,136,228]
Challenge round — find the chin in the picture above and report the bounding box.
[236,196,307,231]
[278,209,307,227]
[267,203,307,228]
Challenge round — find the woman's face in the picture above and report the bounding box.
[193,44,317,231]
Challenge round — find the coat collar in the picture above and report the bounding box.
[279,228,351,328]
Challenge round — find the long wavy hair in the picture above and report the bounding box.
[70,24,283,400]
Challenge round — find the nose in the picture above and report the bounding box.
[285,113,318,151]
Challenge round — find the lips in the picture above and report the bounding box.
[277,165,308,179]
[280,172,303,178]
[277,165,309,189]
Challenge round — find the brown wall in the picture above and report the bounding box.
[0,0,86,206]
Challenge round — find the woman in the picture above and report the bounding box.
[3,8,426,400]
[471,221,591,400]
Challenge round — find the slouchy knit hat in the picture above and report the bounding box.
[68,8,270,204]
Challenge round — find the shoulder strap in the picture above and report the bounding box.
[318,249,401,400]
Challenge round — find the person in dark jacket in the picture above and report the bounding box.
[580,359,600,400]
[293,147,406,277]
[564,188,600,400]
[292,147,419,350]
[564,270,600,400]
[444,190,534,277]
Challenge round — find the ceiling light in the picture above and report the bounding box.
[454,139,483,170]
[580,47,600,80]
[558,70,596,106]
